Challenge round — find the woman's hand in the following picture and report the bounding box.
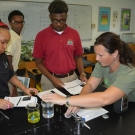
[42,93,66,105]
[41,93,81,117]
[0,99,14,110]
[65,106,81,116]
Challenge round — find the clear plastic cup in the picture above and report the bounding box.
[41,101,54,118]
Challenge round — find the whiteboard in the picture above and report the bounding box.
[0,1,92,41]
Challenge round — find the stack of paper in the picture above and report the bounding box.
[38,88,66,99]
[4,96,37,107]
[63,79,84,95]
[77,107,109,122]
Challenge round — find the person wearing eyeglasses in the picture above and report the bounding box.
[33,0,87,91]
[0,22,38,110]
[5,10,25,97]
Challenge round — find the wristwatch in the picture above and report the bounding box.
[66,95,70,106]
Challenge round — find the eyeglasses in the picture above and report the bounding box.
[51,19,66,24]
[11,21,25,25]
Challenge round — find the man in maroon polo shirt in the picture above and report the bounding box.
[33,0,87,91]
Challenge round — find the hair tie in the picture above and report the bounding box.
[0,21,9,29]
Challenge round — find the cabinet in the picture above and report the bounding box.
[121,33,135,43]
[128,43,135,53]
[19,60,36,69]
[27,68,42,88]
[82,53,96,73]
[121,33,135,52]
[18,60,37,87]
[83,53,96,63]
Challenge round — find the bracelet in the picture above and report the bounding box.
[81,72,86,76]
[66,95,70,106]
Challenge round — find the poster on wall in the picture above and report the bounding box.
[98,7,111,31]
[120,8,131,31]
[113,11,118,23]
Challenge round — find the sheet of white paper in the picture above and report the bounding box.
[64,79,83,88]
[63,79,84,95]
[77,107,108,122]
[4,96,37,107]
[65,85,83,95]
[38,88,66,99]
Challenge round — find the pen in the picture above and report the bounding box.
[83,122,90,129]
[16,98,21,106]
[50,90,55,94]
[0,111,9,119]
[82,118,90,129]
[8,98,10,109]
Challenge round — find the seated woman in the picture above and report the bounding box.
[0,21,38,110]
[42,32,135,115]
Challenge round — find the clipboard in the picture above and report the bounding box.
[4,96,37,107]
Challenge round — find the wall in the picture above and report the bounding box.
[6,0,135,47]
[0,1,92,41]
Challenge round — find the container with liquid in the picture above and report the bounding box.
[26,103,40,123]
[41,101,54,118]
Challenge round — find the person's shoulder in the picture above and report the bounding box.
[35,26,52,41]
[121,64,135,70]
[10,30,22,41]
[37,28,47,34]
[67,26,77,31]
[10,30,17,36]
[66,25,78,32]
[6,31,18,49]
[119,64,135,75]
[36,26,50,36]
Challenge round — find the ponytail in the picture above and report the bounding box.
[119,41,135,67]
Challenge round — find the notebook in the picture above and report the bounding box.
[4,96,37,107]
[38,88,66,99]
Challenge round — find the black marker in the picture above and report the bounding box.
[0,111,9,119]
[16,98,21,106]
[50,90,55,94]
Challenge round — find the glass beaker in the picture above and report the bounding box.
[26,103,40,123]
[41,101,54,118]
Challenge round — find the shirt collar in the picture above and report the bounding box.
[49,24,68,34]
[10,29,22,39]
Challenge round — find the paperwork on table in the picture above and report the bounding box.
[77,107,109,122]
[63,79,85,95]
[38,88,67,99]
[4,96,37,107]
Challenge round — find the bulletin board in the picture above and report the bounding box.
[120,8,131,31]
[98,7,111,31]
[0,1,92,41]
